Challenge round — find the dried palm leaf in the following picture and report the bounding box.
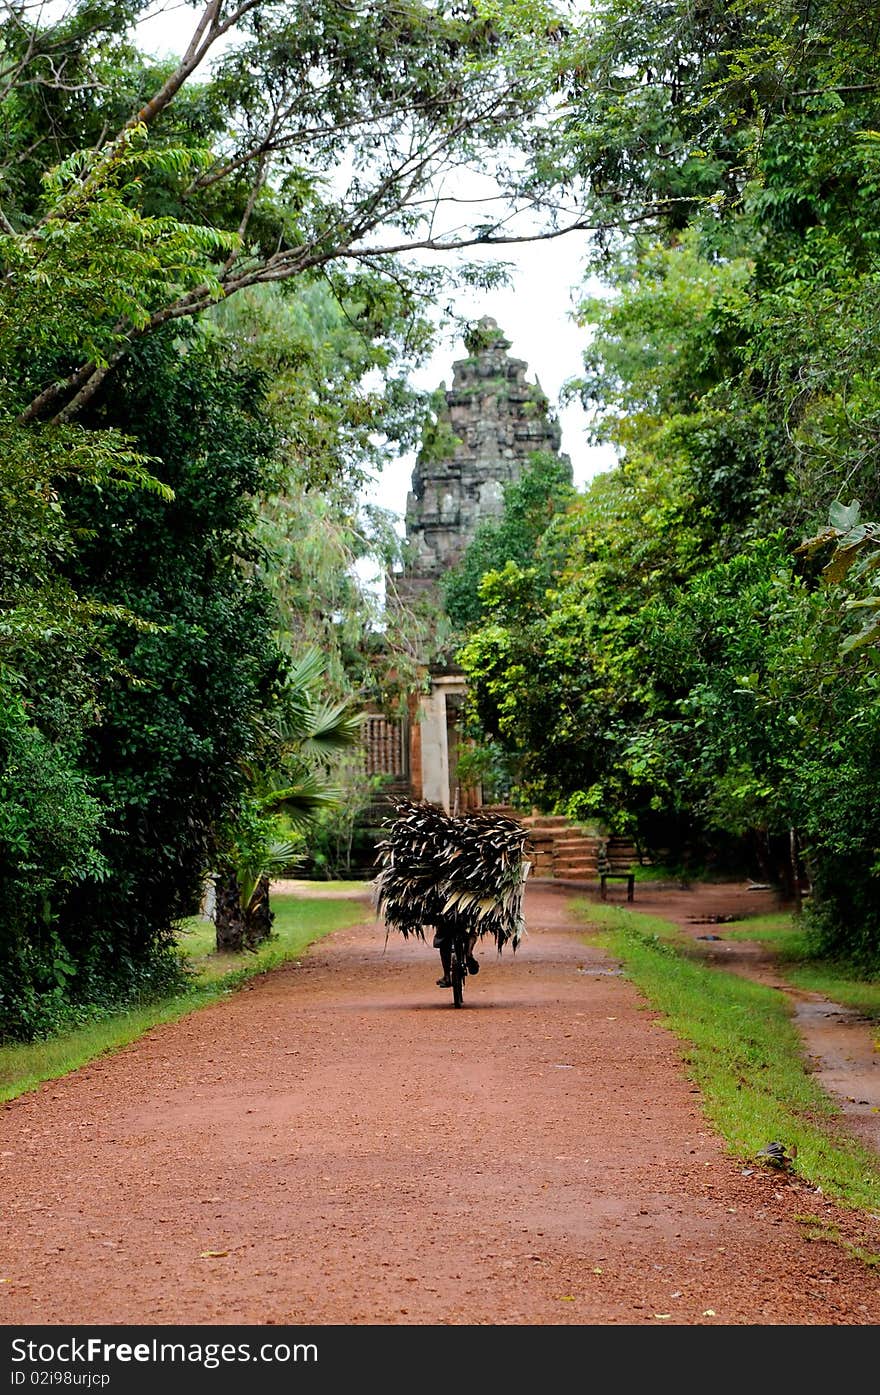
[373,799,530,952]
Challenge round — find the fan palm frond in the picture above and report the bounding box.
[238,839,303,912]
[301,700,363,752]
[258,771,344,827]
[286,645,328,695]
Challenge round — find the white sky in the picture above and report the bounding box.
[135,3,618,528]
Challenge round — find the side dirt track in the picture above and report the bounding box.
[1,882,878,1326]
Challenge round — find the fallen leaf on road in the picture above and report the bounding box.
[702,1309,716,1317]
[200,1250,229,1259]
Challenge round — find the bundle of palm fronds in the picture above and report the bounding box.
[373,799,530,951]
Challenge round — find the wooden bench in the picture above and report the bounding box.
[599,870,635,901]
[598,848,635,901]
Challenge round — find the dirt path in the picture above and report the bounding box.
[1,882,879,1326]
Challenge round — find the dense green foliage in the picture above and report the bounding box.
[443,453,576,630]
[0,0,581,1038]
[63,331,287,965]
[457,0,880,967]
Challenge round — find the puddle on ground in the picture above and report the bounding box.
[576,882,880,1157]
[793,996,880,1154]
[682,936,880,1153]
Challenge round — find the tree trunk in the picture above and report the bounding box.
[751,828,773,884]
[214,872,246,952]
[786,827,798,910]
[244,875,274,949]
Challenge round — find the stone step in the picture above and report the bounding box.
[524,816,570,829]
[552,836,599,852]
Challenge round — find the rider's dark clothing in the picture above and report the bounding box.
[432,926,479,986]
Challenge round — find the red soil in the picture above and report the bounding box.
[1,880,878,1326]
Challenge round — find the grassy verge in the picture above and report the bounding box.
[0,891,370,1103]
[573,900,880,1211]
[274,878,368,893]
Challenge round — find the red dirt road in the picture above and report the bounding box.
[1,883,879,1326]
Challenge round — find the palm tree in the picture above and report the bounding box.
[214,648,362,952]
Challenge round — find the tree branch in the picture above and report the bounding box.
[119,1,239,138]
[23,194,674,426]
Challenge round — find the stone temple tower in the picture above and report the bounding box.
[356,316,574,814]
[401,316,571,595]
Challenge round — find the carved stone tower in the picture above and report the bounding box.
[401,316,571,595]
[358,316,574,813]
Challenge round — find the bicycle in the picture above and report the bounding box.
[447,928,471,1009]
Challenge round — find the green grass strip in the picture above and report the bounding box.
[573,900,880,1212]
[0,891,370,1103]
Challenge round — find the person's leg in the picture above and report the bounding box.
[437,940,452,986]
[433,929,452,987]
[466,930,479,975]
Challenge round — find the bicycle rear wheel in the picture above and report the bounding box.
[450,938,465,1008]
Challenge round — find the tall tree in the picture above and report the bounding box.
[457,0,880,964]
[2,0,593,427]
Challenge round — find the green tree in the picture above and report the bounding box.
[458,0,880,963]
[443,452,576,630]
[44,326,287,999]
[213,647,362,951]
[1,0,589,426]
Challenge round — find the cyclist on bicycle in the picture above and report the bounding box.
[432,924,480,988]
[373,798,529,999]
